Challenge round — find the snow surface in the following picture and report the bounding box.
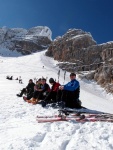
[0,50,113,150]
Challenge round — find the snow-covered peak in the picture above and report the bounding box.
[0,26,52,56]
[0,27,25,44]
[27,26,52,40]
[0,26,52,44]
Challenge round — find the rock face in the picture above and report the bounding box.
[0,26,52,55]
[46,29,96,62]
[46,28,113,94]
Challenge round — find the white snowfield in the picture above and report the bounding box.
[0,50,113,150]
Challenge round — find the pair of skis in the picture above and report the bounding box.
[36,108,113,123]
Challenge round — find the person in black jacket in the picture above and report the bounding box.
[16,79,35,97]
[23,78,42,101]
[26,78,50,104]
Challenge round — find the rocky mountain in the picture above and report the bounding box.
[0,26,52,55]
[46,28,113,93]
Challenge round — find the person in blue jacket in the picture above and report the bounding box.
[56,72,81,108]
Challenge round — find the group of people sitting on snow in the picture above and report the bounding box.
[16,73,82,109]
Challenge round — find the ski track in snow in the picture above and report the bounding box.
[0,50,113,150]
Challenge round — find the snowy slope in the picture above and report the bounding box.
[0,50,113,150]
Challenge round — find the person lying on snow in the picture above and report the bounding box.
[16,79,35,97]
[23,78,42,101]
[56,72,82,109]
[6,75,13,80]
[25,78,50,104]
[40,78,61,107]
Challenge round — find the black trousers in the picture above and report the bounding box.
[44,91,57,103]
[56,90,81,108]
[20,88,33,97]
[20,88,26,96]
[27,92,34,100]
[33,91,47,100]
[26,91,41,100]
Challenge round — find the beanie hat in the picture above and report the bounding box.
[49,78,55,83]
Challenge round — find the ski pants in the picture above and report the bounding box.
[44,91,57,103]
[20,88,33,97]
[56,89,81,108]
[33,91,47,100]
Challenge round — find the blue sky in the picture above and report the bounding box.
[0,0,113,44]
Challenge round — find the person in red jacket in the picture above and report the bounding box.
[41,78,61,106]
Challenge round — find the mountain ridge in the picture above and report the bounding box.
[46,28,113,94]
[0,26,52,55]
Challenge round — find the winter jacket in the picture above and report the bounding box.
[26,82,35,91]
[63,79,79,91]
[34,83,42,91]
[51,82,61,92]
[41,83,50,93]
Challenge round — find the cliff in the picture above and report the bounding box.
[46,28,113,93]
[0,26,52,55]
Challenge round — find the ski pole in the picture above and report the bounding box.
[58,70,60,82]
[63,70,66,84]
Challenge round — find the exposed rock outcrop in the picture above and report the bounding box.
[46,28,113,94]
[46,29,96,62]
[0,26,52,55]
